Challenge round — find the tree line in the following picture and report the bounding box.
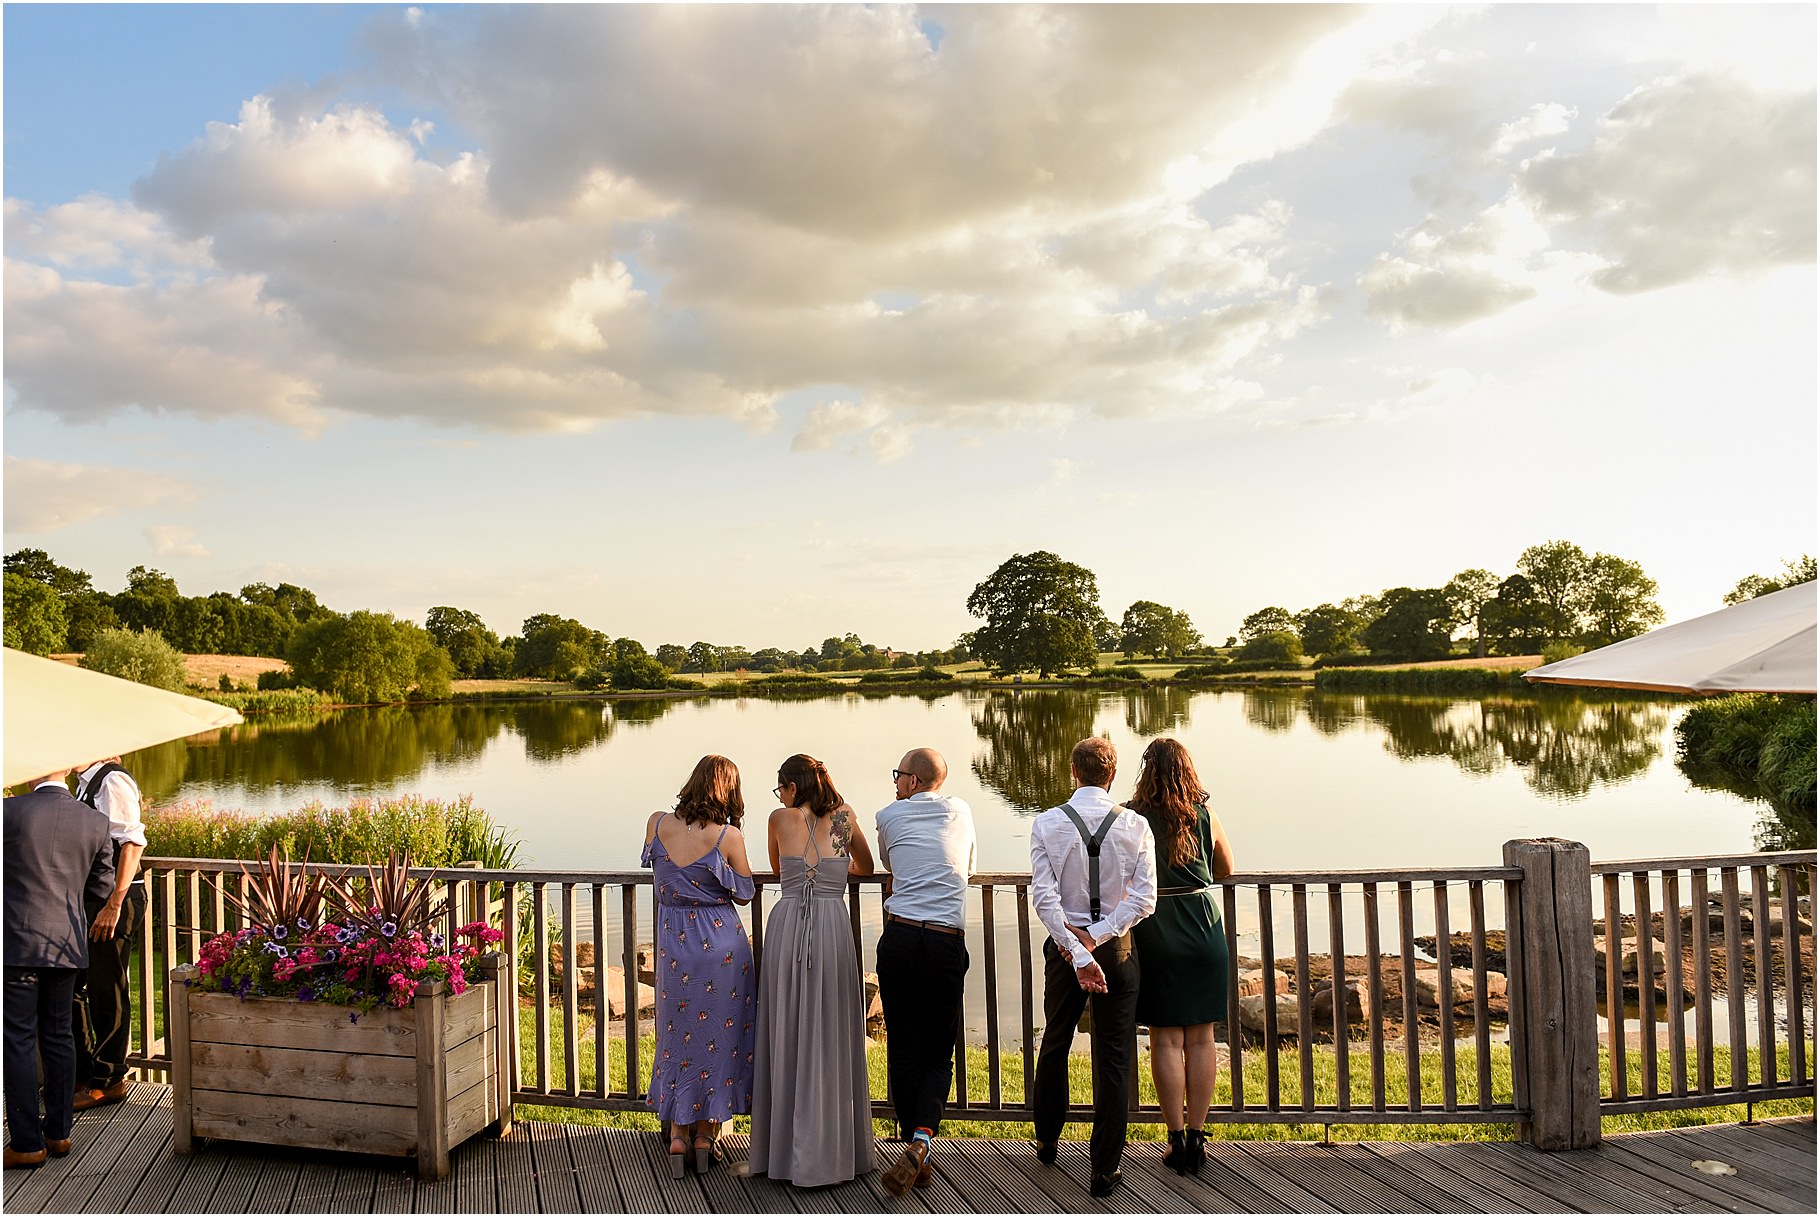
[1,548,961,702]
[961,545,1814,678]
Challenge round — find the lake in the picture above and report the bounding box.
[126,686,1779,875]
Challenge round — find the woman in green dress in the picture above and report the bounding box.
[1128,738,1235,1176]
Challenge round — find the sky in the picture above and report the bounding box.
[3,3,1814,654]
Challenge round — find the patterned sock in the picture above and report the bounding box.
[911,1127,934,1148]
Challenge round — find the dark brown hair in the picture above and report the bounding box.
[1127,738,1208,870]
[1070,736,1117,789]
[674,754,744,828]
[778,753,845,818]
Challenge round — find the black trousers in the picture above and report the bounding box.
[74,885,145,1089]
[4,967,78,1153]
[875,920,969,1137]
[1032,935,1141,1176]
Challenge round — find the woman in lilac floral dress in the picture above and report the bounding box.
[643,754,757,1176]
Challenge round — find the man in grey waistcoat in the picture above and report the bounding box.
[4,769,116,1168]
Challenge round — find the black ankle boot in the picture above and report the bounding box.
[1185,1128,1207,1175]
[1163,1129,1188,1175]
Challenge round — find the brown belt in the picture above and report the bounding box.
[886,912,963,936]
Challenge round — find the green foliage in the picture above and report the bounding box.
[1579,552,1664,647]
[1444,569,1499,657]
[145,794,522,869]
[1483,574,1548,655]
[79,625,189,690]
[1119,599,1200,659]
[1725,555,1816,604]
[1240,605,1297,642]
[1360,587,1452,661]
[1540,640,1585,663]
[1090,665,1147,681]
[515,613,607,680]
[856,666,955,684]
[198,688,331,715]
[611,652,673,690]
[3,570,68,653]
[1313,666,1533,693]
[965,551,1105,677]
[1517,539,1591,643]
[1295,602,1366,658]
[425,605,506,678]
[1235,630,1303,664]
[287,611,453,703]
[1677,694,1817,818]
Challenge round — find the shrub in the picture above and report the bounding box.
[1540,640,1585,664]
[79,626,188,691]
[611,654,673,690]
[1235,630,1304,665]
[1677,694,1816,816]
[1090,665,1146,682]
[257,667,300,691]
[857,667,956,684]
[198,688,330,715]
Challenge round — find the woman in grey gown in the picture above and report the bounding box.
[748,754,877,1186]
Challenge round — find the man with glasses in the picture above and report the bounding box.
[873,748,975,1197]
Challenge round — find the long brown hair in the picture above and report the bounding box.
[674,754,744,827]
[1127,738,1208,870]
[778,754,845,818]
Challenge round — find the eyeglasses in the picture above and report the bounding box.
[891,769,918,784]
[772,786,784,799]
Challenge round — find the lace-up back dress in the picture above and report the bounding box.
[748,808,875,1186]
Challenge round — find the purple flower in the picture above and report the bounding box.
[270,923,287,941]
[380,921,398,938]
[298,988,315,1002]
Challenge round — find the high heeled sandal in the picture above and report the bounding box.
[1185,1128,1207,1175]
[1163,1128,1189,1175]
[693,1127,717,1173]
[666,1133,688,1179]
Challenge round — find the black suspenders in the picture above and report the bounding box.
[1057,802,1119,921]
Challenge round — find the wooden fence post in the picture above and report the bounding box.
[170,964,195,1155]
[1503,839,1600,1150]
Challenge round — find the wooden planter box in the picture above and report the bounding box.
[169,953,512,1179]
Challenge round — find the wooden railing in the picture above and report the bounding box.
[129,842,1815,1145]
[1589,851,1815,1116]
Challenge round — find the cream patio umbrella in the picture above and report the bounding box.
[3,648,244,787]
[1523,581,1816,696]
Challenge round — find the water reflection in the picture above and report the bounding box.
[1122,687,1194,738]
[1246,689,1665,800]
[967,690,1097,812]
[129,697,683,801]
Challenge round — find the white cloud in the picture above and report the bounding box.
[147,525,211,558]
[792,400,888,453]
[1490,103,1576,157]
[2,455,195,533]
[1518,75,1815,293]
[1047,458,1081,488]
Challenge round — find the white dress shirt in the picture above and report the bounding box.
[76,762,148,850]
[1029,786,1157,969]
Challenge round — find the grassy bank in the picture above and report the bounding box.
[145,794,521,869]
[513,1008,1812,1143]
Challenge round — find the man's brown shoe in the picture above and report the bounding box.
[881,1139,929,1198]
[3,1147,48,1169]
[72,1081,129,1111]
[46,1139,72,1158]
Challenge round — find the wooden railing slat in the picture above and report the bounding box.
[1327,882,1349,1111]
[1292,884,1314,1112]
[1224,882,1244,1113]
[1397,881,1419,1113]
[1720,868,1748,1092]
[981,884,1001,1110]
[1258,884,1280,1110]
[1661,869,1687,1099]
[1362,881,1386,1113]
[1691,868,1714,1093]
[1434,880,1456,1112]
[1468,882,1492,1110]
[562,884,580,1096]
[1782,864,1809,1088]
[1632,871,1657,1101]
[1603,873,1626,1101]
[1751,867,1775,1089]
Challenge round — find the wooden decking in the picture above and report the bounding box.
[3,1084,1813,1214]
